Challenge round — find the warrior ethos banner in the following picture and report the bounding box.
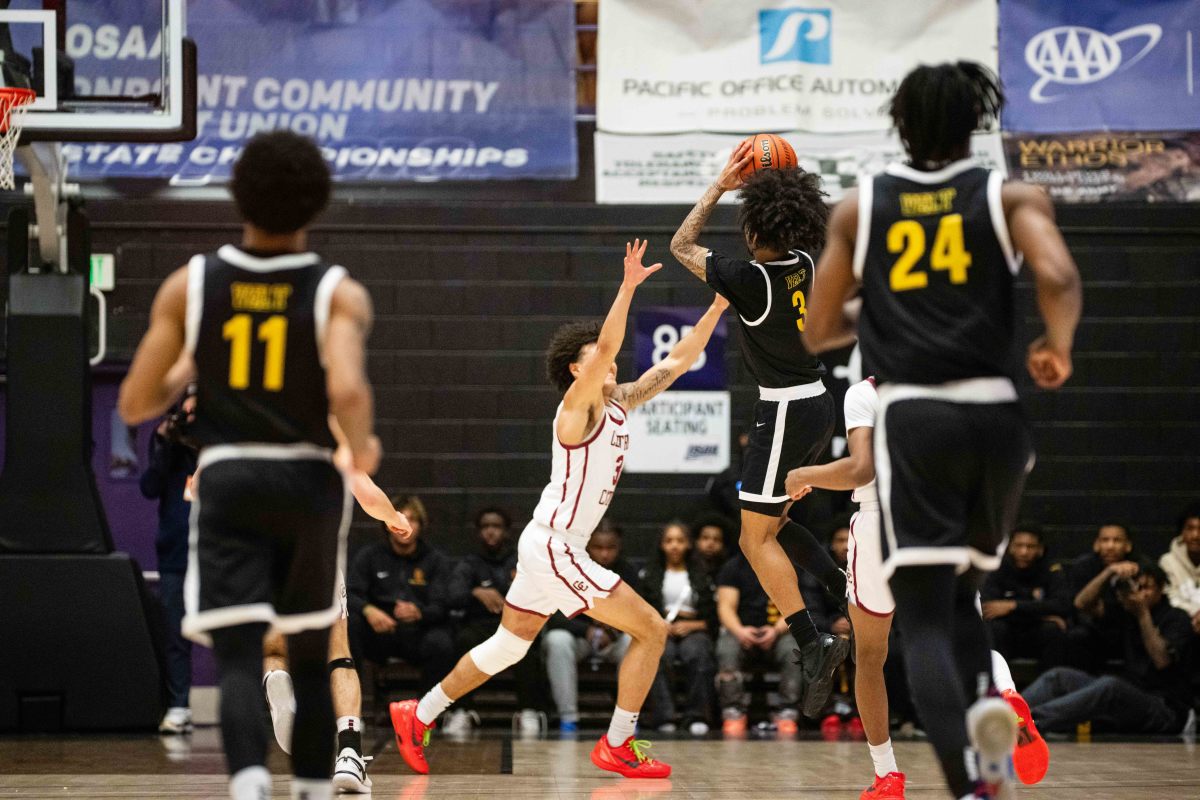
[597,0,997,134]
[56,0,577,181]
[1000,0,1200,133]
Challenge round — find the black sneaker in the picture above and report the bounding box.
[795,634,851,718]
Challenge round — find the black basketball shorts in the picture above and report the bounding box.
[182,443,350,646]
[739,381,836,516]
[874,379,1034,578]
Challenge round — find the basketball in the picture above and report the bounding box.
[739,133,798,178]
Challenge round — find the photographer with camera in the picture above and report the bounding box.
[1066,523,1150,670]
[1022,565,1193,735]
[139,389,199,734]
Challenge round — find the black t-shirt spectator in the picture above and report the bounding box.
[717,553,778,628]
[451,547,518,624]
[639,557,718,633]
[347,538,452,627]
[981,558,1072,620]
[1121,598,1195,716]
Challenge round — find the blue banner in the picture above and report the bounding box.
[1000,0,1200,133]
[635,308,727,391]
[59,0,577,181]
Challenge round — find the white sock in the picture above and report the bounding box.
[990,650,1016,694]
[229,765,270,800]
[290,778,331,800]
[336,715,361,734]
[416,682,453,726]
[606,706,639,747]
[868,738,898,778]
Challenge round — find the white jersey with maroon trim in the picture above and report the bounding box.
[843,378,878,505]
[531,399,630,548]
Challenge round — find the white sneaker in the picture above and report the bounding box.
[158,706,193,734]
[331,747,372,794]
[689,721,709,736]
[442,708,479,738]
[263,669,296,754]
[967,697,1017,800]
[517,708,543,738]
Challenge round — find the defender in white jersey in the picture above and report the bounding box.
[786,377,1050,799]
[391,240,729,779]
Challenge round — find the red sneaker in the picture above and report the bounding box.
[1002,689,1049,785]
[590,736,672,778]
[390,699,434,775]
[820,713,843,741]
[860,771,906,800]
[847,716,867,740]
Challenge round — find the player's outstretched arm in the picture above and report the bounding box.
[670,140,753,280]
[615,294,729,411]
[119,266,189,425]
[330,416,412,538]
[324,277,380,474]
[1003,182,1082,390]
[560,240,661,442]
[785,426,873,500]
[804,190,860,353]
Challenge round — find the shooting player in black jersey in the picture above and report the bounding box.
[119,131,380,800]
[803,63,1081,800]
[671,142,850,719]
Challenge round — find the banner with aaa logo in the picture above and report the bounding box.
[1000,0,1200,133]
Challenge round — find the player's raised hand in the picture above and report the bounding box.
[1026,336,1072,389]
[715,139,753,191]
[623,238,663,287]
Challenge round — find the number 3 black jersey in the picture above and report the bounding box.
[855,160,1020,385]
[185,245,343,449]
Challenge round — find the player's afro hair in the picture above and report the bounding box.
[736,168,829,255]
[545,320,602,394]
[888,61,1004,167]
[232,131,331,234]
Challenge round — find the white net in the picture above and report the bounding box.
[0,89,36,190]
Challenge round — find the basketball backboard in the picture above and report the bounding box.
[0,0,194,143]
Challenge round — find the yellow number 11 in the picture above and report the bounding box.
[222,314,288,391]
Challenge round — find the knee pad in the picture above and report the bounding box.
[469,627,532,676]
[327,657,355,675]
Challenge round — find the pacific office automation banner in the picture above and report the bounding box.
[596,131,1006,204]
[1005,131,1200,203]
[597,0,997,134]
[61,0,577,181]
[1001,0,1200,133]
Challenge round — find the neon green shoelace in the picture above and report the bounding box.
[421,728,431,747]
[628,739,654,763]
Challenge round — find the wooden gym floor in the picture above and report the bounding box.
[0,728,1194,799]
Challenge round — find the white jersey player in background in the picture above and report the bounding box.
[391,240,728,779]
[786,377,1050,800]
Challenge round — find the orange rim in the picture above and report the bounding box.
[0,87,37,133]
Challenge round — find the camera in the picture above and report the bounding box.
[1112,575,1139,598]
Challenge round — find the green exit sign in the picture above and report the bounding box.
[90,253,115,291]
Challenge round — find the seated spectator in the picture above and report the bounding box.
[1065,523,1146,669]
[692,513,733,575]
[541,520,641,732]
[1024,565,1194,734]
[445,507,543,736]
[347,495,455,694]
[1160,503,1200,635]
[641,521,718,735]
[981,522,1071,672]
[716,552,802,735]
[797,516,851,641]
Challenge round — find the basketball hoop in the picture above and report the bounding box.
[0,87,37,190]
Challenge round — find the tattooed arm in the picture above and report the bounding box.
[614,295,729,411]
[670,140,753,280]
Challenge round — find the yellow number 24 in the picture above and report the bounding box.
[887,214,972,293]
[222,313,288,391]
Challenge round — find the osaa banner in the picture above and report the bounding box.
[597,0,997,134]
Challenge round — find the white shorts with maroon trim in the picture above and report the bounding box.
[505,520,622,618]
[847,505,895,617]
